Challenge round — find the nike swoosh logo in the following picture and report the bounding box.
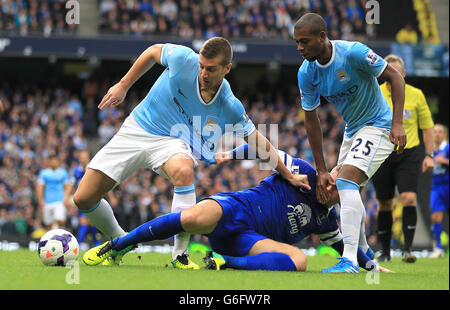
[353,155,364,159]
[312,83,319,88]
[178,89,187,99]
[87,258,94,261]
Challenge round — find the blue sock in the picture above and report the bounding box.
[77,225,89,243]
[112,212,183,251]
[222,252,297,271]
[433,223,443,249]
[91,226,101,246]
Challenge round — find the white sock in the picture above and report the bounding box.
[336,179,364,265]
[83,198,126,239]
[359,209,369,254]
[171,185,196,260]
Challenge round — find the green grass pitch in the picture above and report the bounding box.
[0,250,448,290]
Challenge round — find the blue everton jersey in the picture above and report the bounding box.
[38,168,70,204]
[432,141,449,186]
[131,43,256,164]
[72,165,86,188]
[212,154,339,245]
[298,40,392,138]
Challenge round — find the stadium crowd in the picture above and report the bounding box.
[0,0,78,36]
[0,79,379,246]
[0,0,375,42]
[98,0,375,41]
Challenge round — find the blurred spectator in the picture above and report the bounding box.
[396,24,418,45]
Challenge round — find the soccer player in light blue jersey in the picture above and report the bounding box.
[83,147,392,273]
[36,154,72,229]
[75,37,308,269]
[430,124,449,258]
[293,13,407,273]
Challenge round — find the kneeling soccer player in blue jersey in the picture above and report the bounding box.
[83,146,392,273]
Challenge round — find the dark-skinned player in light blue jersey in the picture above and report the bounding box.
[82,145,392,273]
[294,13,407,273]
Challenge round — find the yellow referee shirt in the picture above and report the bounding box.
[380,82,434,149]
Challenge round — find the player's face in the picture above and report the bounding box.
[434,125,446,144]
[198,54,232,91]
[49,157,60,169]
[293,27,325,62]
[78,151,90,167]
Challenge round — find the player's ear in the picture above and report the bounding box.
[319,30,327,42]
[224,62,232,75]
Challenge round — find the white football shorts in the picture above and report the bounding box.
[88,114,198,185]
[337,126,394,187]
[43,201,67,226]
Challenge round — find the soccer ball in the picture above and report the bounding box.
[38,229,79,266]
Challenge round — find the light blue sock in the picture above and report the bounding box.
[112,212,183,251]
[222,252,297,271]
[433,223,443,249]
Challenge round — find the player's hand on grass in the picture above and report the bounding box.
[390,123,407,154]
[316,171,335,204]
[214,152,232,164]
[288,174,311,191]
[98,82,128,110]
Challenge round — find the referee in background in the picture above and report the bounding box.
[372,54,435,263]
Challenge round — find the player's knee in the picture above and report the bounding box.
[73,192,97,211]
[180,209,200,232]
[292,252,307,272]
[431,212,443,223]
[378,199,393,212]
[400,192,416,206]
[171,166,194,186]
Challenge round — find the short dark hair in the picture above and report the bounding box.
[200,37,233,66]
[294,13,327,35]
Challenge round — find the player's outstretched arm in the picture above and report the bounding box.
[98,44,164,110]
[379,63,407,154]
[243,130,311,190]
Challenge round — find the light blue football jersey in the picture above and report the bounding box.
[131,43,256,164]
[38,168,70,204]
[298,40,392,138]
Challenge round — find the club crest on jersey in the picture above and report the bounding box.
[204,116,218,130]
[365,50,379,65]
[287,203,312,234]
[403,109,412,120]
[336,68,349,82]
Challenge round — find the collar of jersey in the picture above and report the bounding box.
[196,75,223,106]
[315,40,335,68]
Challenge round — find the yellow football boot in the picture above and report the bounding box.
[171,254,200,270]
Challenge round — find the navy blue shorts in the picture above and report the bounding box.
[205,193,267,257]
